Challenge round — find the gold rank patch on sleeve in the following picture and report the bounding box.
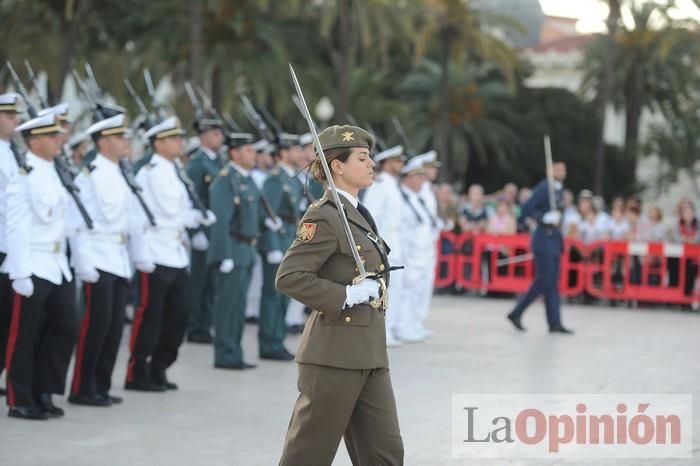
[297,222,317,242]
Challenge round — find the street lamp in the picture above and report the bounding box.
[315,96,335,127]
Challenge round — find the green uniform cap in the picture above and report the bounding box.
[317,125,374,152]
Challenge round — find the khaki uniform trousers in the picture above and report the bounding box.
[280,363,404,466]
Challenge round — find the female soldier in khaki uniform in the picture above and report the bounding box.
[276,125,404,465]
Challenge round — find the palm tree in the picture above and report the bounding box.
[303,0,414,120]
[582,1,700,187]
[593,0,621,197]
[644,102,700,197]
[399,59,522,182]
[411,0,521,174]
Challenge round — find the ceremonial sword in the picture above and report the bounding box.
[288,64,387,310]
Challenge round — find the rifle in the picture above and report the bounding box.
[222,112,243,133]
[24,60,48,109]
[173,158,208,214]
[391,117,416,157]
[7,62,93,229]
[240,95,276,143]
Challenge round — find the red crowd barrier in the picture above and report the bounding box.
[432,232,700,306]
[586,240,700,305]
[434,231,458,289]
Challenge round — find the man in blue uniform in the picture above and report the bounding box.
[506,161,573,334]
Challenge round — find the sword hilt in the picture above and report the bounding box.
[352,273,389,310]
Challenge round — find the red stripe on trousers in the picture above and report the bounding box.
[71,283,92,396]
[127,271,150,382]
[5,293,22,407]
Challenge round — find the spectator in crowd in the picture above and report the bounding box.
[458,184,489,233]
[501,182,518,207]
[625,203,643,240]
[487,200,517,235]
[643,205,669,241]
[517,187,532,206]
[673,201,699,243]
[561,189,579,237]
[670,200,699,297]
[593,195,611,231]
[574,190,606,244]
[605,196,630,240]
[435,182,458,231]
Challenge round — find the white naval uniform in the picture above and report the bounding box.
[70,154,148,278]
[4,151,80,409]
[417,180,440,331]
[135,153,202,267]
[396,185,433,341]
[68,153,148,399]
[0,139,19,272]
[6,152,73,284]
[362,171,405,341]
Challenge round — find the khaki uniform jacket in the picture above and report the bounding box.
[276,190,392,370]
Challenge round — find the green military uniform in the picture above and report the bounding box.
[259,161,303,357]
[79,147,98,170]
[305,176,324,204]
[131,151,153,174]
[186,146,224,340]
[207,154,264,366]
[276,125,403,465]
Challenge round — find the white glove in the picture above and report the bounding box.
[266,250,284,264]
[136,261,156,273]
[542,210,561,225]
[12,277,34,297]
[198,210,217,227]
[191,232,209,251]
[219,258,235,274]
[264,216,284,232]
[344,279,380,308]
[77,267,100,284]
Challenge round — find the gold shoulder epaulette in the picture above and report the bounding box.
[218,167,229,177]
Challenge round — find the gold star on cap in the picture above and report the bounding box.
[341,131,355,142]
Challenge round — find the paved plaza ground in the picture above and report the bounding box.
[1,295,699,465]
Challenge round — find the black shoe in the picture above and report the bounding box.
[150,367,178,390]
[245,316,258,324]
[260,350,294,361]
[187,332,213,344]
[35,394,64,418]
[506,313,526,331]
[287,324,305,335]
[215,361,257,370]
[549,325,574,335]
[8,406,49,420]
[124,380,166,392]
[68,394,112,407]
[106,394,123,404]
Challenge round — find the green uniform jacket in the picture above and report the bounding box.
[187,148,223,235]
[132,150,153,174]
[207,164,265,268]
[261,166,303,253]
[79,148,98,170]
[275,191,392,370]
